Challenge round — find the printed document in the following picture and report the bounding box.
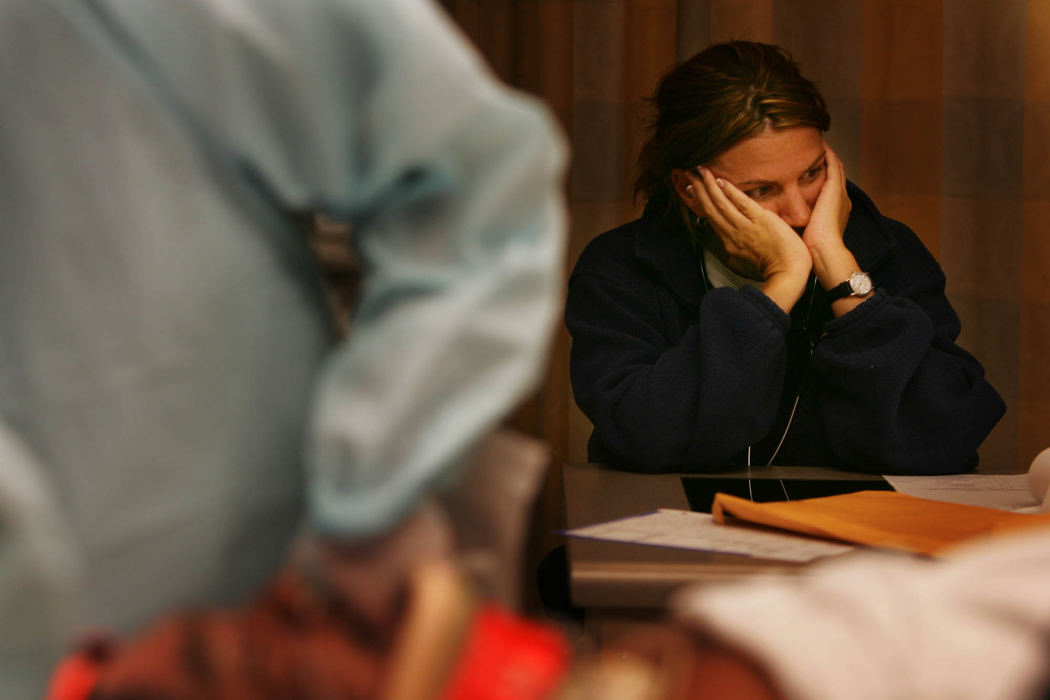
[883,474,1039,512]
[564,508,854,563]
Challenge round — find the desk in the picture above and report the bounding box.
[563,462,889,612]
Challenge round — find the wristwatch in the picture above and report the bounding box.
[825,271,873,302]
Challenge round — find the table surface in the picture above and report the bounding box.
[562,462,904,609]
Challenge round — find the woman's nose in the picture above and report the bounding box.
[778,189,811,229]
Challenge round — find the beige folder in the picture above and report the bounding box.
[712,490,1050,556]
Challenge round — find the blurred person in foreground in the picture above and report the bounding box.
[0,0,566,696]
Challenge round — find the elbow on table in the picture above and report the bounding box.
[586,427,693,474]
[847,443,980,476]
[587,426,735,475]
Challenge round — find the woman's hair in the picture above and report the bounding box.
[635,41,830,212]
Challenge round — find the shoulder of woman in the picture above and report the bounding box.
[845,181,940,271]
[571,218,648,277]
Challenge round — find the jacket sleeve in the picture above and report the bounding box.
[567,265,793,471]
[812,220,1005,474]
[102,0,568,537]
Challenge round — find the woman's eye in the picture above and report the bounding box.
[802,164,826,182]
[746,186,773,200]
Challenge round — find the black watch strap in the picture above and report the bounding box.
[825,279,854,303]
[825,271,873,303]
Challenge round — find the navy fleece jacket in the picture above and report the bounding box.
[566,183,1005,474]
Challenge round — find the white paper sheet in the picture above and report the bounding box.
[883,473,1040,512]
[564,508,854,563]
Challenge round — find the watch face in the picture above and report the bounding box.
[849,272,873,295]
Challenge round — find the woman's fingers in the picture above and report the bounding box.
[802,143,851,251]
[696,168,752,229]
[684,169,730,232]
[685,165,812,286]
[822,144,850,212]
[826,145,850,208]
[704,171,762,224]
[824,144,847,185]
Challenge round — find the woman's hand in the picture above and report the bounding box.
[801,146,856,290]
[798,145,871,316]
[683,167,812,313]
[800,145,850,250]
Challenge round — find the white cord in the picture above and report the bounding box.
[767,394,800,466]
[768,396,800,502]
[746,447,754,501]
[703,253,813,503]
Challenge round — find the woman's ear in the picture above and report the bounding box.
[670,168,703,218]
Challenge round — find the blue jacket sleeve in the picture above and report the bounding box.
[568,259,794,471]
[812,221,1005,474]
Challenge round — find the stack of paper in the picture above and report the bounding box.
[564,508,854,563]
[882,473,1040,512]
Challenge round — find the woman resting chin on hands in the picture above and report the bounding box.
[566,40,1004,475]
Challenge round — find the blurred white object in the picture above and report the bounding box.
[1029,448,1050,513]
[296,428,548,637]
[440,429,550,608]
[0,427,77,699]
[674,526,1050,700]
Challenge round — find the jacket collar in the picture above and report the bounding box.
[632,181,896,305]
[841,181,897,273]
[633,199,705,305]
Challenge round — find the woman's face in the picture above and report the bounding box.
[706,125,827,230]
